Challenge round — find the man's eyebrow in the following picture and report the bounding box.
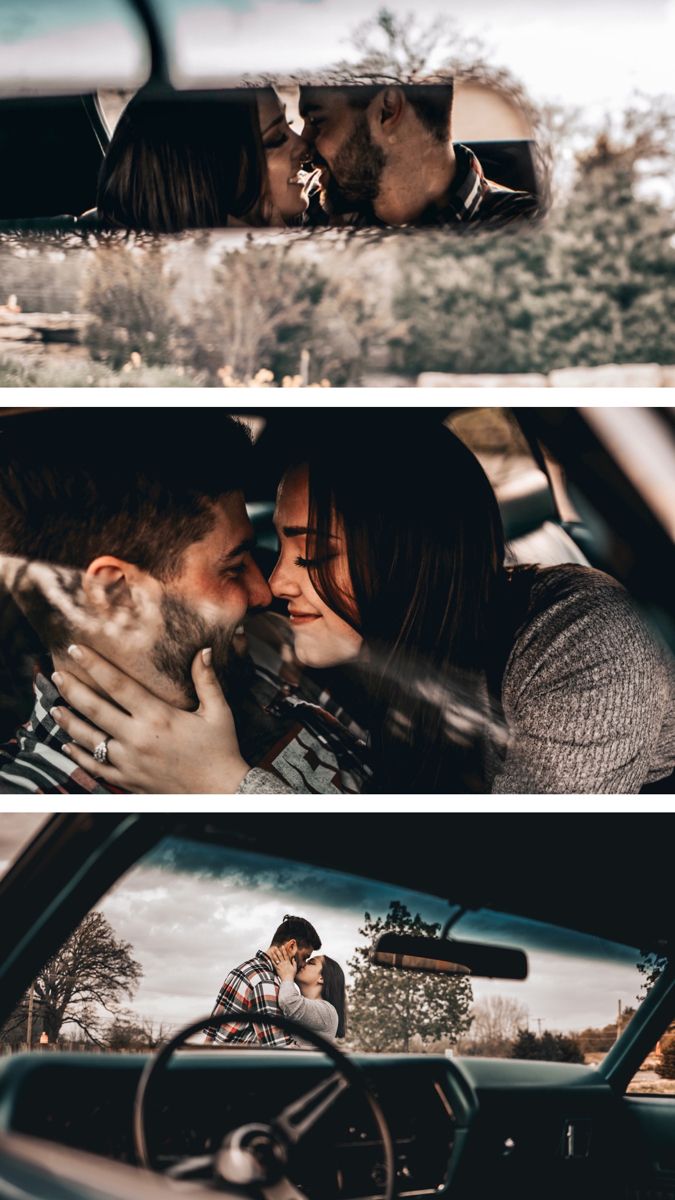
[222,537,256,560]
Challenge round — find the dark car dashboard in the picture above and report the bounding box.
[0,1050,628,1200]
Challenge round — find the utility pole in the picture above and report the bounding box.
[616,998,623,1042]
[26,981,35,1049]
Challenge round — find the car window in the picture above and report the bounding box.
[0,0,150,96]
[0,833,649,1063]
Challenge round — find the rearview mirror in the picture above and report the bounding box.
[371,933,528,980]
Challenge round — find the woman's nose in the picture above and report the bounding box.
[269,555,301,598]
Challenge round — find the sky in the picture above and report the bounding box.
[0,815,644,1040]
[2,0,674,119]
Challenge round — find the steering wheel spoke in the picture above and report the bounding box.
[165,1153,215,1180]
[260,1180,309,1200]
[274,1070,350,1144]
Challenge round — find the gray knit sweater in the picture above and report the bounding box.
[238,566,674,796]
[490,565,674,794]
[277,979,338,1043]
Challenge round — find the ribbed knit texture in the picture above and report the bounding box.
[491,565,674,794]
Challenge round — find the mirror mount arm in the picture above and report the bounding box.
[440,906,468,940]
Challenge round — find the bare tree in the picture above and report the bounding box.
[461,995,529,1057]
[333,6,484,80]
[1,911,142,1046]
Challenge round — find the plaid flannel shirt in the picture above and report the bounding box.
[348,143,539,230]
[241,612,372,794]
[430,143,539,227]
[0,670,123,794]
[204,951,293,1047]
[0,616,372,796]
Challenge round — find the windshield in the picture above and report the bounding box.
[159,0,673,113]
[0,828,650,1064]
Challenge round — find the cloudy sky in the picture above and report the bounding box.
[3,0,673,118]
[1,815,643,1039]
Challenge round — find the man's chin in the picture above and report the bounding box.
[320,182,373,218]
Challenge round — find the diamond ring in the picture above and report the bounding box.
[93,737,111,765]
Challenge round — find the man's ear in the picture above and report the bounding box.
[372,86,405,136]
[286,939,298,958]
[83,556,139,614]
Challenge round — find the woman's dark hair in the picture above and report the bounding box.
[299,418,507,792]
[98,87,271,232]
[321,956,346,1039]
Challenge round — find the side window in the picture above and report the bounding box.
[448,407,582,567]
[446,407,544,493]
[627,1027,675,1096]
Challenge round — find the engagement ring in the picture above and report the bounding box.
[93,737,111,765]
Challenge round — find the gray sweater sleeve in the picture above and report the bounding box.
[492,567,674,795]
[277,980,339,1037]
[236,767,297,794]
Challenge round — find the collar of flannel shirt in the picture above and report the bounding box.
[434,143,490,222]
[256,950,275,974]
[25,668,78,752]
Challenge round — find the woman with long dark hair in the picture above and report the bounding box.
[52,420,674,793]
[270,944,346,1043]
[98,86,311,230]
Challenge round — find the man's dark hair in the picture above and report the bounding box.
[271,914,321,952]
[347,80,454,144]
[0,409,253,581]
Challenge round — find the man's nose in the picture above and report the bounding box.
[300,119,315,145]
[245,559,272,610]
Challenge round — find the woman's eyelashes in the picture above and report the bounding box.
[264,120,294,151]
[294,553,337,569]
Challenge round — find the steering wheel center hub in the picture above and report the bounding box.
[216,1123,287,1186]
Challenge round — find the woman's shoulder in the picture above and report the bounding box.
[503,562,671,697]
[507,562,645,643]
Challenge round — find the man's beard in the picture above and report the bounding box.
[318,113,386,214]
[151,591,248,710]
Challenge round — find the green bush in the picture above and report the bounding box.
[511,1029,585,1064]
[81,243,178,369]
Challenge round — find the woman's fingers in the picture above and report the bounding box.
[191,648,232,719]
[52,670,132,741]
[51,706,110,755]
[62,740,124,787]
[66,644,154,719]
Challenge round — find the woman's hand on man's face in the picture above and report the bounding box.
[50,644,250,794]
[269,944,298,982]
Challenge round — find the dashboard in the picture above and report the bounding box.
[0,1050,627,1200]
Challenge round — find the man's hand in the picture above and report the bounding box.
[269,945,298,982]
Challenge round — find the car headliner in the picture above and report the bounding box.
[174,814,671,956]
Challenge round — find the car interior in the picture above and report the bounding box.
[0,0,542,232]
[0,813,673,1200]
[0,405,672,797]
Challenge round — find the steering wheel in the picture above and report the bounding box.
[132,1010,396,1200]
